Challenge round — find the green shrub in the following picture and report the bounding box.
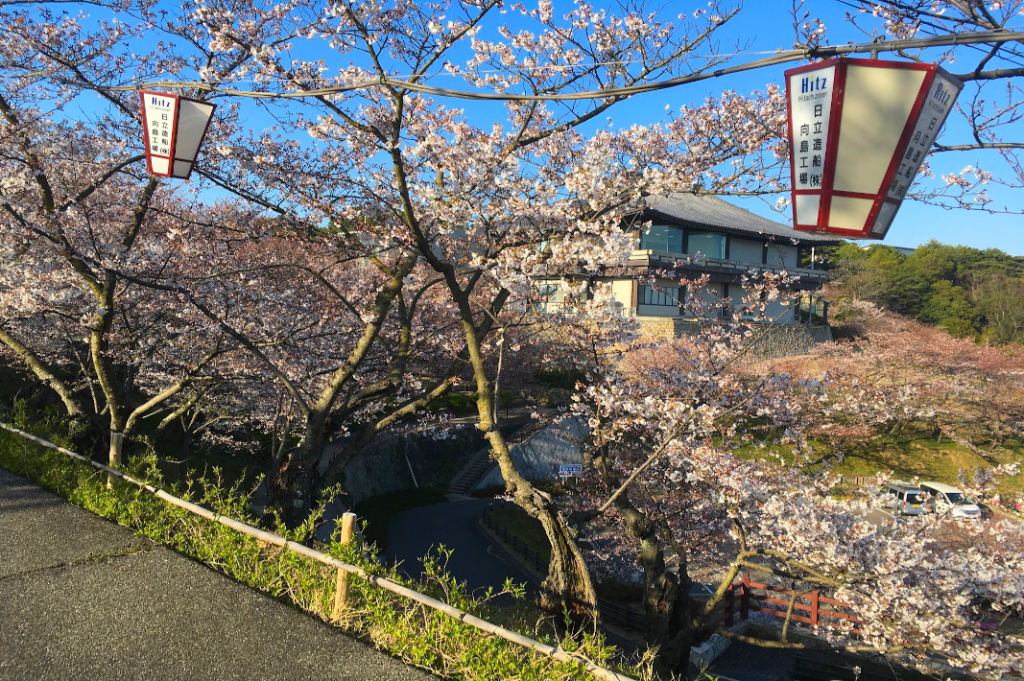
[534,369,586,390]
[444,393,474,411]
[0,403,634,681]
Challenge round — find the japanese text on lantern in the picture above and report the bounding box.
[884,73,959,202]
[144,95,177,158]
[790,66,835,191]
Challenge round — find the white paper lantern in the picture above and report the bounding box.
[139,90,216,180]
[785,57,962,240]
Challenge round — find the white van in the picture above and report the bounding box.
[883,481,928,516]
[919,482,982,519]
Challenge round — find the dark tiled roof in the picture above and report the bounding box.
[641,193,842,245]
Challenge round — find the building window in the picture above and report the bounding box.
[639,225,684,253]
[535,283,559,312]
[639,285,680,306]
[687,232,727,259]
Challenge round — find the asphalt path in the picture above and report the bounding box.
[0,466,433,681]
[864,506,899,525]
[386,498,539,600]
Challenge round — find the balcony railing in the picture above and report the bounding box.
[628,249,828,283]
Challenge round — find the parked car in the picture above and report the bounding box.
[883,481,928,515]
[919,481,982,519]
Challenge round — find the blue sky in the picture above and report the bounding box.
[58,0,1022,254]
[579,2,1024,255]
[382,1,1024,254]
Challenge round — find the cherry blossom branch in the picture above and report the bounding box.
[0,325,84,416]
[597,371,777,514]
[932,142,1024,151]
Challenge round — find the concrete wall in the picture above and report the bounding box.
[636,317,832,357]
[746,323,832,357]
[473,418,588,489]
[325,426,493,505]
[729,237,762,264]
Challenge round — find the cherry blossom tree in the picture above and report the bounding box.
[556,284,1024,677]
[4,0,1024,659]
[0,96,241,466]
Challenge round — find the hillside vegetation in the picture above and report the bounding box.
[749,300,1024,498]
[827,240,1024,344]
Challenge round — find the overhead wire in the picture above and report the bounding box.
[833,0,1024,69]
[4,29,1023,103]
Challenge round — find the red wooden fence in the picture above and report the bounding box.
[692,575,864,635]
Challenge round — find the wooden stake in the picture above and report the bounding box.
[332,512,357,620]
[106,431,123,489]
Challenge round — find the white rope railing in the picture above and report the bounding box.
[0,421,634,681]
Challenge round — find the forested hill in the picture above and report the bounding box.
[826,240,1024,344]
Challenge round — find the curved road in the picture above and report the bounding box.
[386,498,539,600]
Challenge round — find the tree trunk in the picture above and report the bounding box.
[451,285,597,623]
[108,430,124,468]
[482,423,598,622]
[268,408,328,527]
[265,262,414,526]
[594,445,698,676]
[0,328,85,417]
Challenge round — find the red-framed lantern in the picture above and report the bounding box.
[785,57,962,240]
[139,90,216,180]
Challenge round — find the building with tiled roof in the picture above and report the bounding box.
[539,193,841,341]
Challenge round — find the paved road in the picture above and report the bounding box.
[0,466,433,681]
[386,498,538,600]
[707,641,796,681]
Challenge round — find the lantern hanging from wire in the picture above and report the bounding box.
[785,57,962,240]
[139,90,216,180]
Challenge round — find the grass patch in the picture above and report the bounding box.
[0,403,633,681]
[734,420,1024,497]
[828,428,1024,496]
[355,487,448,552]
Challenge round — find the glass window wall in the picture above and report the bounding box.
[639,285,681,307]
[639,225,684,253]
[687,233,727,259]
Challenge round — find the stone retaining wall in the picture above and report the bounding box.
[638,317,832,358]
[473,418,587,491]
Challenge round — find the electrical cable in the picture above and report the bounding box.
[4,29,1023,103]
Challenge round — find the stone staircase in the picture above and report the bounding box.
[448,447,494,495]
[447,419,550,495]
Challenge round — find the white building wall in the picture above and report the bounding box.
[610,279,634,309]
